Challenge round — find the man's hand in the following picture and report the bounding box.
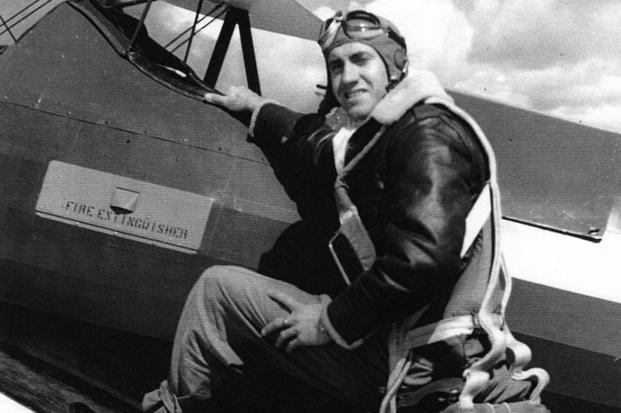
[261,290,332,353]
[204,86,268,113]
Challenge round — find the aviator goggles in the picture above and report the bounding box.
[317,10,406,51]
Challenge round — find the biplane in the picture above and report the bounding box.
[0,0,620,412]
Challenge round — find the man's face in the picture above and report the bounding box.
[327,42,389,122]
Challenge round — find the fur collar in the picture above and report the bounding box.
[371,70,453,125]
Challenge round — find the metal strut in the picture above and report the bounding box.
[203,8,261,95]
[126,0,154,53]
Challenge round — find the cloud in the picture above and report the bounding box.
[453,57,621,132]
[519,61,621,110]
[239,0,471,112]
[468,0,621,71]
[364,0,473,84]
[550,103,621,133]
[311,1,476,87]
[468,0,580,70]
[456,58,621,106]
[144,2,199,39]
[448,0,621,132]
[305,0,621,133]
[252,30,325,112]
[139,2,324,112]
[140,1,621,133]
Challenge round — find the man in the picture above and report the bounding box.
[143,10,549,413]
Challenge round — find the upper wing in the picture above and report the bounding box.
[165,0,321,41]
[451,91,621,241]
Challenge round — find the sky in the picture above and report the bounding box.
[312,0,621,135]
[152,0,621,134]
[2,0,621,134]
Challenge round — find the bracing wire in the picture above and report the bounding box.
[164,13,207,48]
[183,0,204,63]
[164,3,222,49]
[165,3,225,52]
[0,0,51,39]
[170,6,227,53]
[0,12,16,42]
[5,0,40,24]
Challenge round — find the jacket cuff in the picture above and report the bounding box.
[249,102,302,145]
[248,99,278,138]
[319,294,365,350]
[325,269,392,343]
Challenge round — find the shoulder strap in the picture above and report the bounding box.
[332,109,492,283]
[461,183,491,258]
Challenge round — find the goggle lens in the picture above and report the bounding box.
[342,10,381,33]
[318,10,404,50]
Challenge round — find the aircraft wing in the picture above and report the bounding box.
[166,0,321,41]
[1,0,321,42]
[451,91,621,240]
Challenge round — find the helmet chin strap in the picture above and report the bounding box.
[386,59,409,92]
[386,79,399,92]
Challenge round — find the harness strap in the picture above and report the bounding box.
[331,123,386,281]
[380,96,508,413]
[328,97,547,413]
[461,183,491,258]
[333,166,490,286]
[402,313,503,350]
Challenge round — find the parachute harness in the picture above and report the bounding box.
[377,97,549,413]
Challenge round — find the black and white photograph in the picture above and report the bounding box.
[0,1,619,412]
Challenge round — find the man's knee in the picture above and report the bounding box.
[198,265,234,286]
[194,265,259,302]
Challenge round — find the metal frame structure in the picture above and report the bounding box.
[204,7,261,94]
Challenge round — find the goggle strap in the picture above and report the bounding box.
[318,10,406,51]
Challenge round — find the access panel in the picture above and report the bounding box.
[36,160,214,253]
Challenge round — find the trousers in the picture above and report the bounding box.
[142,265,388,412]
[142,265,543,412]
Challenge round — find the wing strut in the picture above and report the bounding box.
[203,8,261,95]
[127,0,154,52]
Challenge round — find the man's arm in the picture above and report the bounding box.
[204,86,300,141]
[205,88,333,215]
[205,87,336,351]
